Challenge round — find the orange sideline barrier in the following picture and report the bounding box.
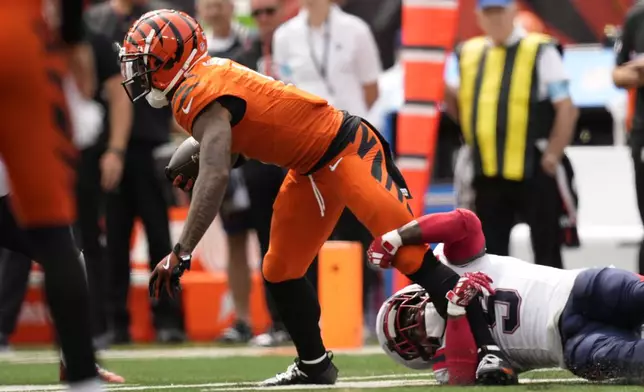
[12,269,271,344]
[395,0,459,292]
[319,241,363,349]
[12,208,363,345]
[181,271,271,340]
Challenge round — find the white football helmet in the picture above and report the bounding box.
[376,284,446,370]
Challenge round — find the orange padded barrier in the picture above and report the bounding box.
[396,0,459,292]
[404,61,448,102]
[181,271,271,340]
[12,269,271,344]
[403,7,459,48]
[396,109,440,157]
[319,241,363,349]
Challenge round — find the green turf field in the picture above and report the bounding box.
[0,346,639,392]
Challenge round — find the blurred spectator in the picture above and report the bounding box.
[237,0,281,74]
[197,0,252,61]
[214,170,255,344]
[85,0,185,344]
[340,0,401,71]
[273,0,383,336]
[273,0,381,119]
[612,1,644,274]
[445,0,577,268]
[229,0,297,348]
[195,0,256,345]
[74,26,133,349]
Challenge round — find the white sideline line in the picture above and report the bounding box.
[0,376,587,392]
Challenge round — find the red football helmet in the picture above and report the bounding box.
[376,285,443,370]
[118,9,208,104]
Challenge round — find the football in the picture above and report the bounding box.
[165,136,200,183]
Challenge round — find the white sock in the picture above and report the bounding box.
[68,378,103,392]
[301,353,327,365]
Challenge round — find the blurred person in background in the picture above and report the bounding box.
[444,0,577,269]
[232,0,294,348]
[272,0,383,337]
[338,0,401,71]
[74,26,133,350]
[196,0,256,344]
[273,0,380,118]
[85,0,185,345]
[198,0,251,61]
[612,1,644,275]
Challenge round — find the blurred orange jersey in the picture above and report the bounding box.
[171,57,345,174]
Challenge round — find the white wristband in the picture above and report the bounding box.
[381,230,403,249]
[447,301,466,317]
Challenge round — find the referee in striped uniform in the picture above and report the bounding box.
[444,0,578,268]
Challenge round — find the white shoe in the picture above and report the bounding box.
[249,330,291,347]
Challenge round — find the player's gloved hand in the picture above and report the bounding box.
[446,272,494,307]
[149,250,191,300]
[367,230,403,269]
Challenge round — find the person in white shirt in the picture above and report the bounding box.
[272,0,381,119]
[370,209,644,384]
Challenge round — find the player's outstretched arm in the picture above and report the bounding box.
[177,103,233,253]
[367,209,483,269]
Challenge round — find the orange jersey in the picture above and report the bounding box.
[171,57,344,173]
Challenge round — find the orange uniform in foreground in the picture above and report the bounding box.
[0,4,77,226]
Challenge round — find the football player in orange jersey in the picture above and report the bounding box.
[120,9,515,386]
[0,0,108,390]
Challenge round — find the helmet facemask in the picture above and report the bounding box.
[119,50,164,103]
[382,291,442,362]
[118,28,166,104]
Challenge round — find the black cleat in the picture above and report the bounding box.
[259,353,338,386]
[475,346,518,385]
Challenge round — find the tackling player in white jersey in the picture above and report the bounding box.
[369,209,644,384]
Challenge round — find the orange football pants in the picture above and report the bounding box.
[0,10,77,226]
[263,122,426,282]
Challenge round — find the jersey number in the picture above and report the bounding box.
[482,289,522,334]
